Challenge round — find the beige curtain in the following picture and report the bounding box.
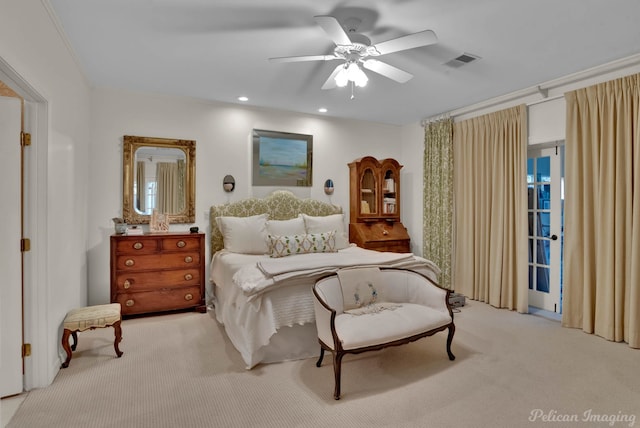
[563,73,640,348]
[423,118,453,289]
[156,162,179,214]
[135,161,145,212]
[452,105,528,312]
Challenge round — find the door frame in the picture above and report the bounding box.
[0,55,51,389]
[527,142,564,313]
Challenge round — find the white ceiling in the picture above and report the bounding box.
[48,0,640,125]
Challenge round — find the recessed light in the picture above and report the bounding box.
[237,96,249,102]
[318,107,328,113]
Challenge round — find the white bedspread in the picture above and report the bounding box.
[235,245,439,299]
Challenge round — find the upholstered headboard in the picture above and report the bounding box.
[209,190,342,254]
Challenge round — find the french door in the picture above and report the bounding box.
[527,145,564,313]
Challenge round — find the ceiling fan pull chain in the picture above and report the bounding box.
[350,81,355,100]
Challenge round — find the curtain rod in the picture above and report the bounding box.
[421,53,640,126]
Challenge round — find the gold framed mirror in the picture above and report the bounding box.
[122,135,196,224]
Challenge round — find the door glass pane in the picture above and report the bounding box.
[536,266,550,293]
[529,266,533,290]
[536,157,550,182]
[537,212,550,237]
[360,169,376,214]
[538,183,551,210]
[527,159,534,183]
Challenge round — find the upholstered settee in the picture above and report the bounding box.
[313,268,455,399]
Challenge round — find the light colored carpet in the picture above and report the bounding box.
[7,302,639,428]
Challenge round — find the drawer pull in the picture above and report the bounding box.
[133,242,143,250]
[177,240,186,248]
[123,279,131,289]
[125,259,135,267]
[125,299,135,307]
[184,273,193,281]
[184,256,193,263]
[184,293,193,301]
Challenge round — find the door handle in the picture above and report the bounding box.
[550,234,558,241]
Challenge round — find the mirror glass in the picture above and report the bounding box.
[123,135,196,224]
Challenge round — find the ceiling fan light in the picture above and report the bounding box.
[352,65,368,87]
[335,67,349,87]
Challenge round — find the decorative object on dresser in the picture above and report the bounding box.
[111,232,205,316]
[348,156,410,252]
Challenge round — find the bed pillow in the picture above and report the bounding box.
[266,215,306,237]
[216,213,269,254]
[301,213,349,250]
[268,231,336,258]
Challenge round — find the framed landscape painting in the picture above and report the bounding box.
[252,129,313,186]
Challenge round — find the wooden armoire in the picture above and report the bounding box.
[348,156,410,253]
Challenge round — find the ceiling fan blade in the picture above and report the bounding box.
[269,55,338,63]
[372,30,437,55]
[314,15,352,46]
[362,59,413,83]
[321,64,346,90]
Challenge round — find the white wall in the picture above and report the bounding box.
[0,0,91,387]
[88,88,404,305]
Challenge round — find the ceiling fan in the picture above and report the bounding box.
[269,15,437,90]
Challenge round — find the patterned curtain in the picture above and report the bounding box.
[423,118,453,289]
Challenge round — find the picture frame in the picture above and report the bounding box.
[252,129,313,187]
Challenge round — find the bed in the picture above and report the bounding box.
[209,190,440,369]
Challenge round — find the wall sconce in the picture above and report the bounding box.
[324,179,334,195]
[223,175,235,192]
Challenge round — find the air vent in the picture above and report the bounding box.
[444,52,480,68]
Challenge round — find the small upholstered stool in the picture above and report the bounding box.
[61,303,123,368]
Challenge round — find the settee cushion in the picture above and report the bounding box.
[334,303,452,350]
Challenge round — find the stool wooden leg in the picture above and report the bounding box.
[61,329,73,368]
[71,331,78,351]
[113,320,123,358]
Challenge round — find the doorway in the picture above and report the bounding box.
[527,144,564,313]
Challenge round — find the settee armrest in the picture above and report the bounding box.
[379,269,451,317]
[313,278,342,349]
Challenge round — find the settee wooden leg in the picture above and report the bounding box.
[446,324,456,361]
[333,352,344,400]
[316,347,325,367]
[113,320,124,358]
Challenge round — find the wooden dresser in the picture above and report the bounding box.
[110,232,205,316]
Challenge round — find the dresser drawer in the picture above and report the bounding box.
[115,252,201,271]
[115,286,202,315]
[114,269,201,292]
[161,236,201,252]
[113,237,160,254]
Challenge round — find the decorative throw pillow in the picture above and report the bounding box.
[268,231,337,258]
[337,267,385,310]
[302,213,349,250]
[216,213,269,254]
